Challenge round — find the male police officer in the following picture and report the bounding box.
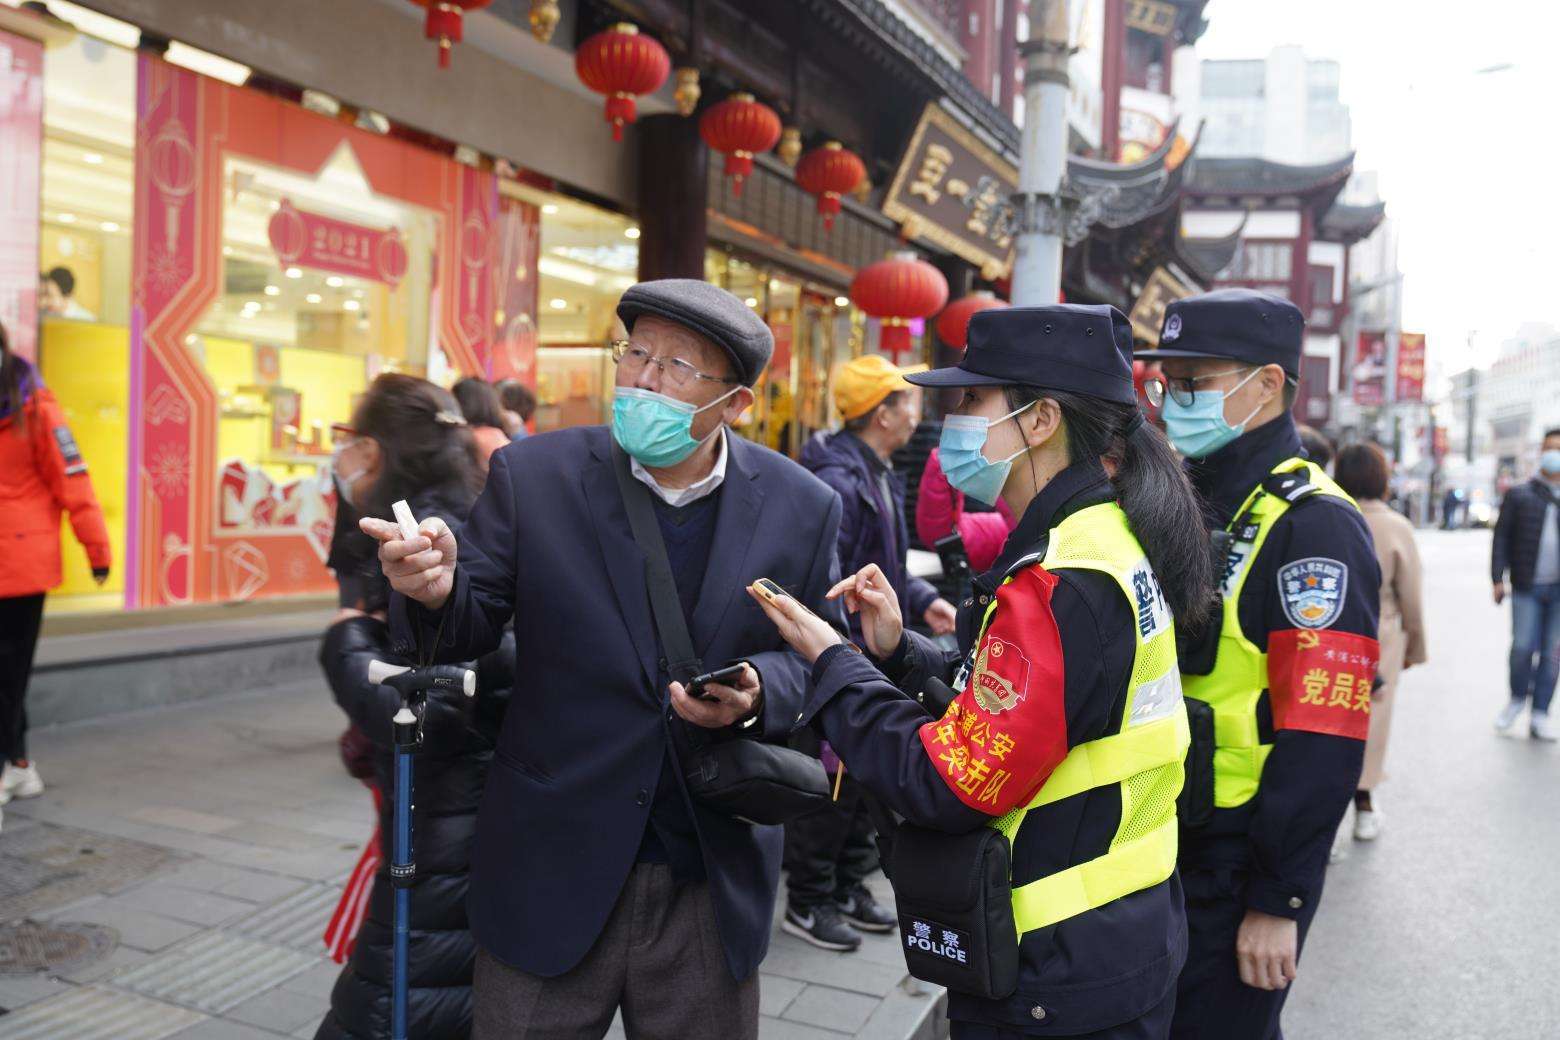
[1137,289,1381,1040]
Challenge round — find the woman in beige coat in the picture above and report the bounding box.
[1335,443,1428,841]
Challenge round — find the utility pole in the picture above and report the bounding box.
[1011,0,1071,306]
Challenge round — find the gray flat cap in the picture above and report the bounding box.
[617,279,774,387]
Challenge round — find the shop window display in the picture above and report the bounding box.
[507,182,637,432]
[36,32,135,613]
[191,146,439,554]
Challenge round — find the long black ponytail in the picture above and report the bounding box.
[1003,385,1214,630]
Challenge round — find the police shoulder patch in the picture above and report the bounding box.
[1278,557,1347,629]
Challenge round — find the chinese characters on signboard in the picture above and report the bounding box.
[1352,331,1387,406]
[1396,332,1426,402]
[882,104,1018,280]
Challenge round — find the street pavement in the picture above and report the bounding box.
[2,528,1555,1038]
[1285,529,1560,1039]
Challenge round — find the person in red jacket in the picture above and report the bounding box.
[915,447,1017,574]
[0,322,111,821]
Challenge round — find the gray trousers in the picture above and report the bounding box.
[473,863,759,1040]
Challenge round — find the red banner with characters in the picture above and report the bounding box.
[128,55,510,608]
[268,199,408,286]
[1396,332,1426,402]
[0,31,43,361]
[1352,332,1387,406]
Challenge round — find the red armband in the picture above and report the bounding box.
[1268,628,1380,740]
[917,567,1069,814]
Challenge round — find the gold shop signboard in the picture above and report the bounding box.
[882,104,1018,280]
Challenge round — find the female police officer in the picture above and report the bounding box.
[742,304,1213,1038]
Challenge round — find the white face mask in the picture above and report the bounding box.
[332,443,368,508]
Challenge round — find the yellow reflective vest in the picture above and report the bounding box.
[962,501,1189,936]
[1182,457,1358,808]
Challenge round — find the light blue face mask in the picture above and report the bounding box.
[938,401,1035,507]
[1160,368,1264,460]
[612,385,739,468]
[1541,449,1560,476]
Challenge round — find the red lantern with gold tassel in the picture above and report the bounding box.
[851,252,949,362]
[575,24,671,141]
[935,291,1009,350]
[699,93,782,197]
[796,141,866,230]
[410,0,494,69]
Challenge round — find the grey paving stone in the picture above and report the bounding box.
[782,983,881,1034]
[291,1015,327,1038]
[115,883,257,927]
[206,844,359,882]
[759,1015,849,1039]
[760,937,907,997]
[161,863,307,906]
[130,806,242,835]
[759,973,807,1018]
[224,985,330,1034]
[855,983,947,1040]
[169,1019,290,1040]
[277,961,342,1002]
[216,822,338,854]
[0,970,71,1011]
[63,902,204,952]
[60,943,154,985]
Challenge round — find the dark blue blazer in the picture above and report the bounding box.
[392,425,844,981]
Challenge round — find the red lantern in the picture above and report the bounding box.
[851,252,949,362]
[796,142,866,230]
[410,0,494,69]
[575,24,671,141]
[699,93,782,198]
[935,291,1009,350]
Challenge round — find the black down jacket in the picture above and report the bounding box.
[1492,477,1560,592]
[313,490,514,1040]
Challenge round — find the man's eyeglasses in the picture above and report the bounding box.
[1142,368,1250,409]
[610,340,739,390]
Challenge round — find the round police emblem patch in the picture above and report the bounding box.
[1278,557,1347,629]
[1162,314,1182,342]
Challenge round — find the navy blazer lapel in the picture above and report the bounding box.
[581,438,659,692]
[690,434,765,656]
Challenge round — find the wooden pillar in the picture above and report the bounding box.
[637,113,708,281]
[1101,0,1125,160]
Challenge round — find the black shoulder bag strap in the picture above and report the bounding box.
[609,442,704,685]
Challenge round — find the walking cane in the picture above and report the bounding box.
[367,660,476,1040]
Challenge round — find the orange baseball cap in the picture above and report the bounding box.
[832,355,928,421]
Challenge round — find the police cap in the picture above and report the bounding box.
[1134,288,1304,378]
[906,304,1137,405]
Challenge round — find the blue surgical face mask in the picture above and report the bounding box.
[938,401,1036,507]
[612,385,739,468]
[1541,449,1560,476]
[1160,367,1264,460]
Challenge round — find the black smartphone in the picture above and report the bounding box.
[687,663,747,701]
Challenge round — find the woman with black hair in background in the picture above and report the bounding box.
[746,305,1212,1038]
[316,373,513,1040]
[450,377,510,473]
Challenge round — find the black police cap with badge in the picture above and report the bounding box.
[907,302,1139,404]
[1133,287,1304,378]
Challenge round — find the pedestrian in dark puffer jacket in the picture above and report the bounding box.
[1491,427,1560,741]
[315,374,512,1040]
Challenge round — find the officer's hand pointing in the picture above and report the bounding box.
[827,564,903,658]
[1236,910,1298,991]
[361,516,457,610]
[748,582,844,664]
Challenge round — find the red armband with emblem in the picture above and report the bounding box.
[1268,628,1380,740]
[916,567,1069,815]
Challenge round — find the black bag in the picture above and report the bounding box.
[610,445,831,827]
[1178,696,1216,829]
[888,821,1019,1000]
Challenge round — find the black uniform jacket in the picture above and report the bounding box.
[1180,416,1381,920]
[801,460,1187,1035]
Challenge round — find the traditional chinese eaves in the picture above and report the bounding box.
[1184,153,1356,220]
[1177,213,1247,284]
[1318,200,1387,246]
[1066,123,1187,231]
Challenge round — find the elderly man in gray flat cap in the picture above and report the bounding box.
[362,279,847,1039]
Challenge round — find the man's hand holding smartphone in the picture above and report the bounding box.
[669,662,763,730]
